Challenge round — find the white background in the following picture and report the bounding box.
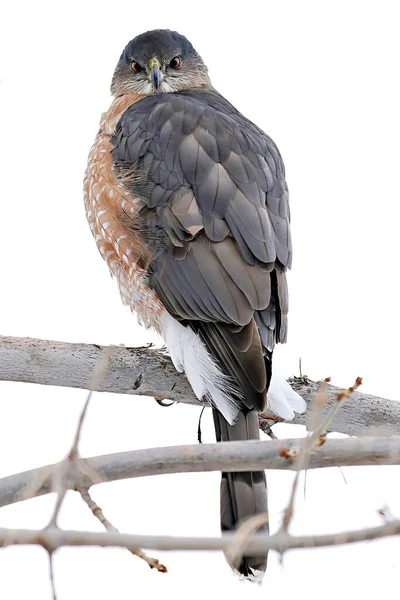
[0,1,399,598]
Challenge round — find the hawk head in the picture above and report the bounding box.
[111,29,211,97]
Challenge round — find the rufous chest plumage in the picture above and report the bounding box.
[83,94,164,332]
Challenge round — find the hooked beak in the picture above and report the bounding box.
[148,57,163,90]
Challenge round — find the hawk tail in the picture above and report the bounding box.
[212,408,268,578]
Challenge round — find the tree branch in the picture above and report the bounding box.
[1,436,400,509]
[1,335,399,436]
[1,520,400,554]
[280,377,362,532]
[45,347,113,528]
[0,335,198,405]
[78,486,167,572]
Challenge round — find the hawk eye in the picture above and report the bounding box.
[169,56,181,69]
[131,60,143,73]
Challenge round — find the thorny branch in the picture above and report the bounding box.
[43,349,114,599]
[15,346,166,596]
[42,349,115,528]
[46,391,94,531]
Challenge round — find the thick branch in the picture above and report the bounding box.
[0,335,197,405]
[1,335,399,436]
[1,436,400,509]
[1,521,400,554]
[286,376,400,436]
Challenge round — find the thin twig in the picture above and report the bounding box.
[280,377,362,532]
[46,347,113,528]
[38,347,113,598]
[46,461,70,529]
[280,378,330,531]
[338,466,347,485]
[48,553,57,600]
[307,377,331,432]
[40,345,166,579]
[78,487,167,572]
[312,377,363,441]
[225,513,269,571]
[70,392,93,460]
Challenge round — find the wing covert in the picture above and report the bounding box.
[112,89,292,274]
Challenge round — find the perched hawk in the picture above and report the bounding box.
[84,29,306,578]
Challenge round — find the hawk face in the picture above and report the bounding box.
[111,29,211,97]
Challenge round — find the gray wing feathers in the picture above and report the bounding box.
[152,238,270,326]
[112,91,291,273]
[111,89,292,411]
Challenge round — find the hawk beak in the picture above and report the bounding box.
[148,58,163,90]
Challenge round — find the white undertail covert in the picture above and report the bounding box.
[161,312,306,423]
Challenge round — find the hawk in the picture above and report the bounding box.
[84,29,306,578]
